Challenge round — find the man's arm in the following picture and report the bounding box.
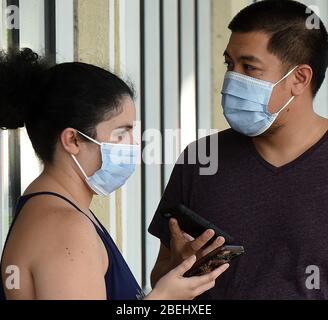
[149,141,223,288]
[150,243,172,288]
[151,219,226,289]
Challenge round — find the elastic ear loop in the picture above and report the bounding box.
[253,94,295,137]
[273,65,299,87]
[76,130,102,146]
[277,96,296,115]
[273,65,298,114]
[71,130,103,179]
[71,154,89,179]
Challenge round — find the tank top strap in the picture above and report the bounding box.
[21,191,99,229]
[1,191,142,300]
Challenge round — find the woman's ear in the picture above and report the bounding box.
[291,64,313,96]
[60,128,80,155]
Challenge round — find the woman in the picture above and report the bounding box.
[0,48,228,300]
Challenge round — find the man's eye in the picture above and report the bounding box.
[244,64,256,71]
[224,61,233,70]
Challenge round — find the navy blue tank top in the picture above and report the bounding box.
[0,192,143,300]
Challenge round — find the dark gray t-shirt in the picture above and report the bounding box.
[148,128,328,300]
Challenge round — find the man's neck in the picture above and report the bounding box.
[252,109,328,168]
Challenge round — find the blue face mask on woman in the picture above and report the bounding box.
[71,130,139,196]
[221,66,299,137]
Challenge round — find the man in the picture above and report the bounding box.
[148,0,328,299]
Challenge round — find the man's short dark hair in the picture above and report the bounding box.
[229,0,328,96]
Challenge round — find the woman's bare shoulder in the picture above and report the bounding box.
[4,194,102,267]
[2,194,107,299]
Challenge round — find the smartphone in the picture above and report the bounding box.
[183,245,245,277]
[160,204,234,245]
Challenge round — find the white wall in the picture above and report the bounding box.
[302,0,328,117]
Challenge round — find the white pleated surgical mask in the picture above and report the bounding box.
[71,130,139,196]
[221,66,299,137]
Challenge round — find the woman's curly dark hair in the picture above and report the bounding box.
[0,48,134,163]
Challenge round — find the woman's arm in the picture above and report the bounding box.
[30,209,107,300]
[145,255,229,300]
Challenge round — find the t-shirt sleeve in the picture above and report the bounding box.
[147,151,186,250]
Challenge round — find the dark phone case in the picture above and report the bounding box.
[183,245,245,277]
[160,204,234,245]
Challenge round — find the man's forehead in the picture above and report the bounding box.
[229,30,270,43]
[224,31,279,64]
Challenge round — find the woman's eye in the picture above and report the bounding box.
[116,131,130,142]
[117,134,125,141]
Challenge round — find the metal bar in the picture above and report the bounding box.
[140,0,146,290]
[44,0,56,65]
[6,0,20,224]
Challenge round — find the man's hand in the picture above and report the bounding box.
[168,218,225,268]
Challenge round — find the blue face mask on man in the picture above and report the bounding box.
[71,130,139,196]
[221,66,299,137]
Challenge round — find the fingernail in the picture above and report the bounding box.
[223,263,230,270]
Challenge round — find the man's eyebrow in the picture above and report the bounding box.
[238,55,263,64]
[223,50,231,59]
[223,51,263,64]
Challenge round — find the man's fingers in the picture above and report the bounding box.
[189,229,215,252]
[200,236,225,257]
[168,218,185,240]
[182,232,195,241]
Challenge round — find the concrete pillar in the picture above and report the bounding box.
[73,0,112,238]
[212,0,249,131]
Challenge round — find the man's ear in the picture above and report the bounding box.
[291,64,313,96]
[60,128,81,155]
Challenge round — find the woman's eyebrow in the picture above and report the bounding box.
[115,125,134,131]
